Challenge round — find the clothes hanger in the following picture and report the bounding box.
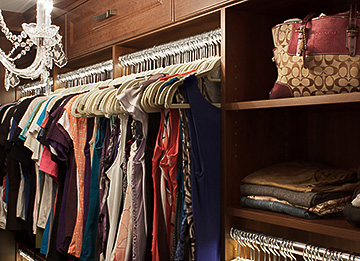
[141,80,161,113]
[84,87,111,117]
[70,92,87,117]
[146,59,202,109]
[69,82,103,117]
[142,77,169,113]
[104,88,126,116]
[98,88,118,118]
[164,56,221,109]
[85,88,109,116]
[140,57,211,111]
[154,75,182,108]
[108,92,125,115]
[157,70,197,107]
[72,90,94,117]
[196,56,221,79]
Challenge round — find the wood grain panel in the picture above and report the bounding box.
[118,11,220,49]
[224,8,277,103]
[112,46,138,78]
[1,11,26,32]
[223,108,307,207]
[66,0,172,59]
[224,93,360,111]
[52,14,66,54]
[222,5,360,260]
[174,0,238,21]
[23,0,87,23]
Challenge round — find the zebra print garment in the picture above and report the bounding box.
[175,90,195,261]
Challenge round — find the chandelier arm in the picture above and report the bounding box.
[0,0,67,91]
[0,47,46,79]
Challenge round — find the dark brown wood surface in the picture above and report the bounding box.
[222,0,360,260]
[1,0,360,260]
[174,0,245,21]
[66,0,172,59]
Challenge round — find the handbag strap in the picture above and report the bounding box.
[299,5,359,67]
[347,4,358,56]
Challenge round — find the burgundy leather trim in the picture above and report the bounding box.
[288,17,360,55]
[269,82,293,99]
[347,4,358,56]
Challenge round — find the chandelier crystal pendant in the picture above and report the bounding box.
[0,0,67,91]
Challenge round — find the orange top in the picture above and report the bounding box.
[62,95,88,258]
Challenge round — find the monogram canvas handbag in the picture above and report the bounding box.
[270,5,360,99]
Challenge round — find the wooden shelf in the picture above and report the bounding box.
[224,93,360,111]
[226,206,360,241]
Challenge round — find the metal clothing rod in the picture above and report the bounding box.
[118,28,221,75]
[57,59,113,88]
[230,227,360,261]
[18,78,54,97]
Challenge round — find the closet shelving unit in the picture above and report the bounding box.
[50,0,360,260]
[222,0,360,260]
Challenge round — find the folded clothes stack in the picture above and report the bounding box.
[240,161,359,219]
[344,187,360,227]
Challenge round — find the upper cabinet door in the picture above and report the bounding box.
[66,0,172,59]
[174,0,229,20]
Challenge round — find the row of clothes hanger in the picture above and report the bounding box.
[118,28,221,75]
[52,55,221,118]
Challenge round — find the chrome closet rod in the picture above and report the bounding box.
[19,77,54,96]
[57,59,113,88]
[230,227,360,261]
[118,28,221,74]
[291,241,360,261]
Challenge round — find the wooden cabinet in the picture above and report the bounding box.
[66,0,172,59]
[174,0,232,21]
[52,0,360,259]
[222,0,360,260]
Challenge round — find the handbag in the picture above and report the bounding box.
[270,5,360,99]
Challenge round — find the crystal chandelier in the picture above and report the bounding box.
[0,0,67,91]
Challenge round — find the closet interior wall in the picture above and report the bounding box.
[56,0,360,259]
[2,0,359,259]
[53,11,221,88]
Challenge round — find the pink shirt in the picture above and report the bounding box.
[39,146,59,183]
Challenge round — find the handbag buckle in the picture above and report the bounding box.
[347,27,359,34]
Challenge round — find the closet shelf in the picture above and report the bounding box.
[226,206,360,241]
[224,93,360,111]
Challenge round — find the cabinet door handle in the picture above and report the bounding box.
[93,9,117,22]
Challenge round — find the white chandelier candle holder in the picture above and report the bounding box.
[0,0,67,92]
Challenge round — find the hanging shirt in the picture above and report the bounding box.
[98,117,119,259]
[19,98,49,141]
[117,73,166,261]
[7,96,38,231]
[175,90,195,261]
[151,109,180,261]
[104,114,129,261]
[159,109,180,257]
[80,117,108,261]
[44,95,78,255]
[57,95,88,258]
[184,74,221,261]
[82,117,95,240]
[111,117,133,261]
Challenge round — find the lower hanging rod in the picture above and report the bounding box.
[230,227,360,261]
